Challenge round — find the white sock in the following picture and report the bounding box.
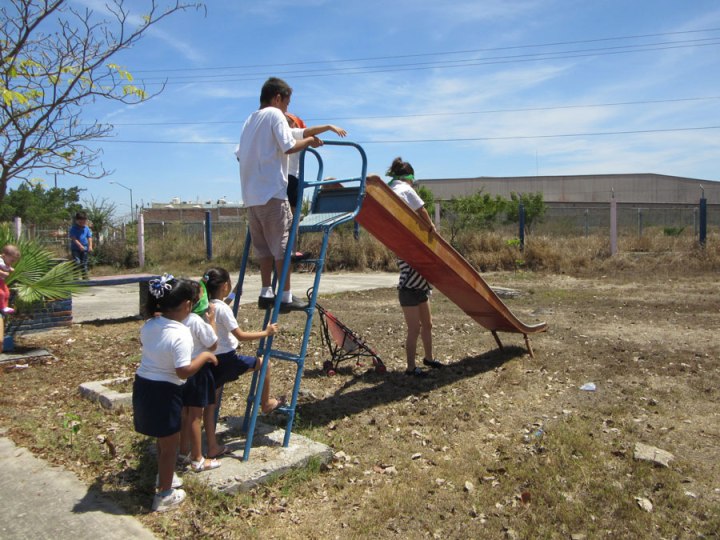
[281,290,293,303]
[260,287,274,298]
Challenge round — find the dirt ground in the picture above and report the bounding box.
[1,266,719,539]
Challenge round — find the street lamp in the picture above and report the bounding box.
[109,181,134,222]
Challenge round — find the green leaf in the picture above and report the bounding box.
[122,85,146,99]
[0,224,83,311]
[2,88,28,106]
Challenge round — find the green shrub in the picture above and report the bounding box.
[663,226,685,237]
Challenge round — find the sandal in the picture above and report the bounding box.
[423,358,445,369]
[261,395,287,415]
[405,367,429,377]
[190,457,221,472]
[291,251,313,262]
[207,445,231,459]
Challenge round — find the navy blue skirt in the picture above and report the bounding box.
[211,350,256,387]
[133,375,184,438]
[182,363,216,408]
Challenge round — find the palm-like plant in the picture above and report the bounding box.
[0,224,82,316]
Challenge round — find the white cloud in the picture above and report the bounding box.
[69,0,206,63]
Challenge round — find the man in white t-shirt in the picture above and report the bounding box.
[235,77,323,313]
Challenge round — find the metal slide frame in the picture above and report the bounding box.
[233,141,368,461]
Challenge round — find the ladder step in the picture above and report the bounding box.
[258,303,314,314]
[276,405,291,415]
[269,349,303,363]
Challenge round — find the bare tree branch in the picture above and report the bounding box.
[0,0,204,204]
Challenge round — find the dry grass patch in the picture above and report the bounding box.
[1,267,719,538]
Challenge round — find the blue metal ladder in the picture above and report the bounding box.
[232,141,368,461]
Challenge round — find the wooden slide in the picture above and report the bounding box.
[355,176,547,356]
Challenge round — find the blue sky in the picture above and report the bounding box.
[50,0,720,218]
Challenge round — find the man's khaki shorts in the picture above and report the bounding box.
[247,198,292,260]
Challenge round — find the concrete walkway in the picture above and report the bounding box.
[1,272,398,538]
[0,429,156,539]
[73,271,398,322]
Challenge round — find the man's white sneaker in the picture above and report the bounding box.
[151,488,186,512]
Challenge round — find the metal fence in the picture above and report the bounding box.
[143,219,247,243]
[22,223,69,251]
[19,201,717,264]
[532,205,713,237]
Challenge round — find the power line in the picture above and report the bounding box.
[131,27,720,74]
[363,126,720,143]
[92,125,720,145]
[133,38,720,85]
[103,95,720,126]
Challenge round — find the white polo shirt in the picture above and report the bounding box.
[211,299,240,354]
[137,316,193,385]
[182,312,218,358]
[236,107,296,207]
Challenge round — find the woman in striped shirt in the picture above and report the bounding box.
[386,157,445,377]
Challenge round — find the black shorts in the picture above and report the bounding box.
[133,375,184,438]
[210,351,257,387]
[182,363,216,408]
[287,174,299,208]
[398,288,429,307]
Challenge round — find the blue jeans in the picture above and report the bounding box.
[71,249,89,279]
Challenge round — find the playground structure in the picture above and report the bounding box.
[233,142,547,460]
[232,141,368,461]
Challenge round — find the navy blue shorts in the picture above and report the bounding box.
[287,174,299,208]
[211,351,257,387]
[182,363,216,408]
[133,375,184,438]
[398,288,429,307]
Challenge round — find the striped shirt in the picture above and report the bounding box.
[398,259,431,291]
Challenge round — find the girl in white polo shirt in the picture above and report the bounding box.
[133,274,217,512]
[200,267,283,454]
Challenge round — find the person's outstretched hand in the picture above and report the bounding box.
[330,125,347,137]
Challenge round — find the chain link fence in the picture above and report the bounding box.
[532,205,713,237]
[20,201,717,268]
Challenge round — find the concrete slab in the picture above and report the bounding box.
[76,379,331,492]
[79,377,132,410]
[0,347,55,371]
[187,416,332,494]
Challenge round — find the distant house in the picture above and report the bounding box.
[416,173,720,208]
[141,199,245,223]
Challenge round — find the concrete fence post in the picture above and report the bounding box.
[138,213,145,268]
[12,217,21,240]
[699,186,707,247]
[610,189,617,255]
[518,202,525,252]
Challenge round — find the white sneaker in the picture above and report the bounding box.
[152,488,186,512]
[155,472,183,489]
